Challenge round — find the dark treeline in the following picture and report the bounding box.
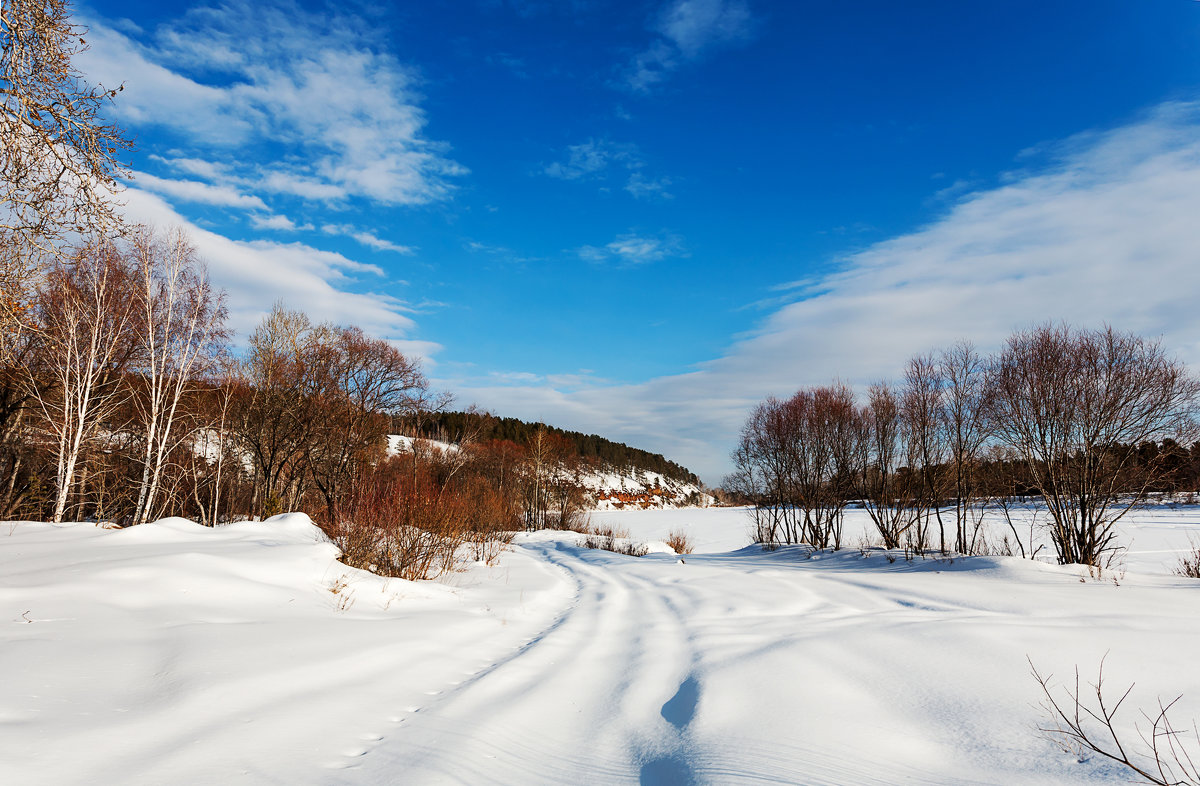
[729,327,1200,567]
[963,439,1200,497]
[396,410,700,486]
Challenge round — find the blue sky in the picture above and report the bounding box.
[80,0,1200,481]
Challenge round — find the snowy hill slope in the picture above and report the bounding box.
[387,434,714,509]
[574,465,713,510]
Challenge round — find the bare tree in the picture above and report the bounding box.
[129,227,228,525]
[940,341,991,554]
[232,304,318,517]
[990,324,1200,566]
[902,354,948,552]
[519,426,583,530]
[27,239,137,522]
[1,0,130,343]
[729,396,798,545]
[305,325,425,527]
[857,383,919,549]
[730,385,862,549]
[0,322,38,515]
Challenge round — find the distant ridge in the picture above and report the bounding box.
[393,410,701,486]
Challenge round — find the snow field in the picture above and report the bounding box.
[3,506,1200,784]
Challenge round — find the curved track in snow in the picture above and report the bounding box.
[6,514,1200,785]
[330,534,1200,785]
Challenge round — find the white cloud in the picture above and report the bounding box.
[626,0,754,92]
[577,231,687,266]
[80,2,466,207]
[543,139,672,199]
[321,224,416,254]
[121,188,426,348]
[249,213,313,232]
[133,172,268,211]
[451,101,1200,482]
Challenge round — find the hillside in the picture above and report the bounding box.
[387,433,714,510]
[394,411,700,486]
[392,411,713,509]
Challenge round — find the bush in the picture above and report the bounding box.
[582,523,648,557]
[324,457,468,580]
[1175,540,1200,579]
[665,529,694,555]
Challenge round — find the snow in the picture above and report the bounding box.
[4,506,1200,784]
[386,434,460,456]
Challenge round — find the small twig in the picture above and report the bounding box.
[1031,655,1200,785]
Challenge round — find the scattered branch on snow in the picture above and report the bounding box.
[1031,655,1200,785]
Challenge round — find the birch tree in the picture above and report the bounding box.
[30,240,137,522]
[129,227,227,525]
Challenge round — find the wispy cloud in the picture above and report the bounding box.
[249,213,313,232]
[625,0,755,92]
[624,172,673,199]
[577,231,687,266]
[133,172,268,211]
[81,2,466,209]
[452,101,1200,481]
[543,138,672,199]
[321,224,416,254]
[120,189,431,356]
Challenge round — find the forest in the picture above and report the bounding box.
[397,410,700,485]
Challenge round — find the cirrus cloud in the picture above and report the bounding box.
[451,100,1200,481]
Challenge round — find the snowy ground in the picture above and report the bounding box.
[3,507,1200,784]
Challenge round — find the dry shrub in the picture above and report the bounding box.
[324,455,522,578]
[1176,540,1200,579]
[665,529,694,555]
[325,457,469,580]
[456,474,518,565]
[582,523,648,557]
[562,513,593,534]
[1032,657,1200,786]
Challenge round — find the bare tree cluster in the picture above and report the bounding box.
[5,228,226,523]
[729,325,1200,566]
[1,237,534,578]
[728,384,859,549]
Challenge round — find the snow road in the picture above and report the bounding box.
[346,534,1200,785]
[4,511,1200,784]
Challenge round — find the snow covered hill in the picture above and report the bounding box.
[575,465,713,510]
[387,434,714,510]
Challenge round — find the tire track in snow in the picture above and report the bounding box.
[343,540,700,784]
[322,545,585,771]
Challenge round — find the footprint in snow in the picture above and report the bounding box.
[660,675,700,730]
